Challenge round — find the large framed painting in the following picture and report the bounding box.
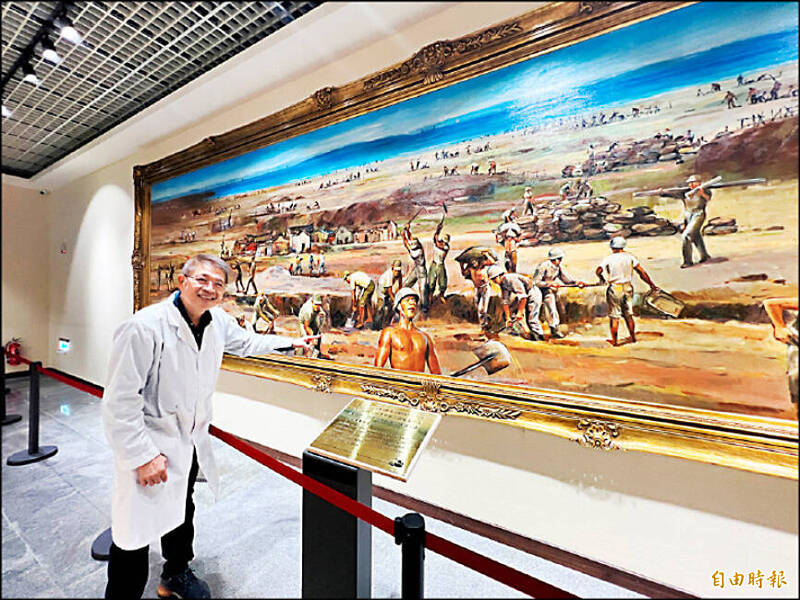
[133,1,799,478]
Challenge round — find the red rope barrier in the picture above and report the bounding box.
[5,351,575,598]
[209,424,395,536]
[210,424,576,598]
[37,366,104,398]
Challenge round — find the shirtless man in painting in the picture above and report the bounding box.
[375,287,441,374]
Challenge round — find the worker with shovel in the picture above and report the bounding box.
[531,248,585,339]
[488,264,545,341]
[343,270,375,329]
[596,236,659,347]
[375,287,441,374]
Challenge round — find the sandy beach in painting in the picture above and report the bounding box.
[148,3,799,420]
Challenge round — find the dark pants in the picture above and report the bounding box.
[105,451,200,599]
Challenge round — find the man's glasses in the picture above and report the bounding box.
[186,275,226,291]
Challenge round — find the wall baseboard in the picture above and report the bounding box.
[47,368,103,392]
[4,371,28,380]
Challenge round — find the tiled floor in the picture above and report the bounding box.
[2,375,642,598]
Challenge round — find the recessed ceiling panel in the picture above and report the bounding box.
[1,1,320,178]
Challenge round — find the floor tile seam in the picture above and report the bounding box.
[50,469,113,519]
[62,558,108,590]
[1,461,62,489]
[35,439,111,501]
[1,507,69,595]
[33,419,110,455]
[38,405,102,438]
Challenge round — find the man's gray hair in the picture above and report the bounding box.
[182,254,232,283]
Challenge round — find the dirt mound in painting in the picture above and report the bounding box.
[273,172,530,230]
[385,172,525,206]
[151,191,216,225]
[694,116,798,179]
[320,197,411,229]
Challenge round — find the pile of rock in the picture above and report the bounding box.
[702,216,738,235]
[565,132,698,177]
[517,195,678,245]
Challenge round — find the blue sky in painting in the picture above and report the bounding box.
[152,2,798,203]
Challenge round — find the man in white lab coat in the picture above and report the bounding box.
[102,254,316,599]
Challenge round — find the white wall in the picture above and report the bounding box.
[2,185,51,373]
[2,2,796,597]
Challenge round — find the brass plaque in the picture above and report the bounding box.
[307,397,441,481]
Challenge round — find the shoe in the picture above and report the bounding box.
[698,255,711,263]
[680,262,693,269]
[550,330,566,339]
[529,332,544,341]
[158,568,211,599]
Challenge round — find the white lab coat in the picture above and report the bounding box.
[102,293,294,550]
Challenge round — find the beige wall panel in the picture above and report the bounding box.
[2,185,51,373]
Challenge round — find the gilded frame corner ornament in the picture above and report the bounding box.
[311,373,335,393]
[133,1,798,480]
[577,419,621,451]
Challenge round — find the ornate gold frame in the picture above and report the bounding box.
[132,1,798,479]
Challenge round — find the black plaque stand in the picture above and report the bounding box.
[302,451,371,599]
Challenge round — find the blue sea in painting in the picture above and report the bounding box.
[152,2,798,204]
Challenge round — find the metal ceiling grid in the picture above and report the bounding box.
[1,1,320,178]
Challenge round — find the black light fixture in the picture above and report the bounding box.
[21,60,41,86]
[41,35,61,64]
[55,7,82,45]
[1,2,83,117]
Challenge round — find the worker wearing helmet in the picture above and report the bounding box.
[596,237,659,346]
[376,260,404,328]
[521,187,535,215]
[252,291,279,334]
[374,287,441,374]
[298,294,327,357]
[401,223,430,315]
[531,247,585,339]
[343,271,375,329]
[657,174,713,267]
[427,217,451,306]
[488,265,545,341]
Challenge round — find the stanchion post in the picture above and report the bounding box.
[28,362,41,453]
[394,513,425,600]
[2,354,22,425]
[7,362,58,466]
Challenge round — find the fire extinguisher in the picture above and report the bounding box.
[4,339,22,366]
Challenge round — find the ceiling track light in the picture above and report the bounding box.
[41,35,61,64]
[22,61,41,86]
[0,2,76,105]
[55,8,82,45]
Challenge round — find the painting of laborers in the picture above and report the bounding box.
[148,2,798,420]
